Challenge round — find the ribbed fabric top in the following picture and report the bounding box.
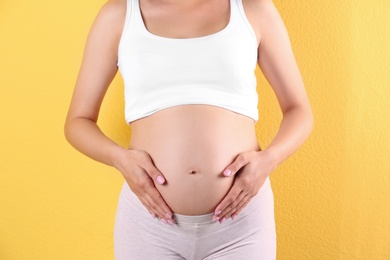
[117,0,259,124]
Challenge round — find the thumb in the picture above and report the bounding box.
[223,153,249,177]
[144,163,166,185]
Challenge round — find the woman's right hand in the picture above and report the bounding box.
[114,149,174,225]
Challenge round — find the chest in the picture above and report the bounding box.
[139,0,231,39]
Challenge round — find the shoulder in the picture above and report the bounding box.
[241,0,285,46]
[80,0,127,65]
[95,0,126,25]
[87,0,127,48]
[91,0,127,35]
[242,0,277,15]
[99,0,126,15]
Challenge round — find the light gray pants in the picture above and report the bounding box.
[114,176,276,260]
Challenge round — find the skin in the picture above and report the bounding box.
[129,106,260,216]
[64,0,314,225]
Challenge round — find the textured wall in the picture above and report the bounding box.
[0,0,389,259]
[256,1,390,259]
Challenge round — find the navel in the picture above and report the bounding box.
[189,170,198,175]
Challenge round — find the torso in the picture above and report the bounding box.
[129,105,261,215]
[116,0,263,215]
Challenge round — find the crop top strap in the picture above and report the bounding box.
[236,0,258,43]
[121,0,144,35]
[117,0,260,123]
[122,0,133,32]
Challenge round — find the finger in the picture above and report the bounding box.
[139,154,166,185]
[220,193,250,221]
[143,184,173,221]
[133,178,170,221]
[138,196,157,219]
[213,186,242,220]
[144,195,173,226]
[217,192,247,222]
[231,196,252,220]
[218,190,246,220]
[222,152,251,177]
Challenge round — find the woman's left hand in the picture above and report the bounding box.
[213,149,278,223]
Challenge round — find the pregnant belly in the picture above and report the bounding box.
[129,105,261,215]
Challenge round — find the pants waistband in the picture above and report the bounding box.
[171,176,271,226]
[121,176,271,226]
[173,211,215,225]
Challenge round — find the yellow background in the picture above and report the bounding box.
[1,0,389,259]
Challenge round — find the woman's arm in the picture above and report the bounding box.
[255,0,314,164]
[64,0,173,223]
[213,0,314,222]
[64,0,125,166]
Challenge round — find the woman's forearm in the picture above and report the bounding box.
[64,118,127,168]
[264,106,314,169]
[64,117,174,219]
[213,105,314,220]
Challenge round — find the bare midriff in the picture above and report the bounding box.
[129,105,261,215]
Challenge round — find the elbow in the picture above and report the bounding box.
[299,102,314,133]
[63,116,96,145]
[287,104,315,136]
[309,112,315,134]
[63,118,73,144]
[305,106,315,136]
[64,115,80,145]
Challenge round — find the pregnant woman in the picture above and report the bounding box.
[64,0,314,258]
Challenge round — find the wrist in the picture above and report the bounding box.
[109,145,129,170]
[261,147,281,171]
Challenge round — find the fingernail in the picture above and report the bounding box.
[214,210,221,216]
[161,218,168,225]
[223,169,231,176]
[167,219,174,225]
[220,217,226,224]
[212,216,220,222]
[157,176,165,184]
[231,214,237,220]
[165,213,172,219]
[150,213,156,219]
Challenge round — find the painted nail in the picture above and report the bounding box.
[212,216,220,222]
[214,210,221,216]
[157,176,165,184]
[220,217,226,224]
[167,219,174,225]
[165,213,172,219]
[223,169,231,176]
[161,218,168,225]
[150,213,156,219]
[231,214,237,220]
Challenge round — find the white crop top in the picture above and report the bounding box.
[117,0,259,124]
